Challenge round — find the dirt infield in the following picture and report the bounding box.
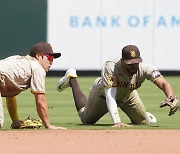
[1,130,180,154]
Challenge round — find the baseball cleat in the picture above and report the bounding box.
[57,68,77,92]
[146,112,157,124]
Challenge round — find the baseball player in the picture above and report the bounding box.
[0,42,66,129]
[57,45,179,127]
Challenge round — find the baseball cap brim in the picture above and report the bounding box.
[123,57,142,64]
[47,53,61,58]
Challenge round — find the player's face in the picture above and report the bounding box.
[123,62,139,76]
[37,53,54,72]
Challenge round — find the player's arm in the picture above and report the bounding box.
[33,93,66,129]
[146,66,174,98]
[153,76,180,116]
[33,93,50,128]
[104,87,131,127]
[6,96,23,128]
[153,76,174,97]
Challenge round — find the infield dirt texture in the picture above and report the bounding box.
[1,130,180,154]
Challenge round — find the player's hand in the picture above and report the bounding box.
[48,125,67,130]
[11,120,24,129]
[160,96,180,116]
[112,122,132,127]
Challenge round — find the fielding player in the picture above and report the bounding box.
[0,42,66,129]
[57,45,179,127]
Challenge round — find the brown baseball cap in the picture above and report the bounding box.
[30,42,61,58]
[122,45,142,64]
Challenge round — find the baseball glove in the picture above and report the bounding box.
[11,116,42,129]
[160,96,180,116]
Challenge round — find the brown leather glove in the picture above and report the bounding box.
[160,96,180,116]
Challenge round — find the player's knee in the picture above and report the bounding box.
[78,107,97,125]
[78,107,86,124]
[79,115,95,125]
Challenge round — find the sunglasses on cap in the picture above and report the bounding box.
[43,53,54,62]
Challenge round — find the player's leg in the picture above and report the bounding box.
[6,96,23,128]
[0,93,4,128]
[79,95,108,124]
[69,75,108,124]
[69,78,88,110]
[119,90,149,124]
[57,69,108,124]
[78,77,108,124]
[57,68,86,110]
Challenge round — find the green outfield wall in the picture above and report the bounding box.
[0,0,47,59]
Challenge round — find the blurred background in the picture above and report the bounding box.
[0,0,180,75]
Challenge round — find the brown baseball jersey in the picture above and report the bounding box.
[0,55,46,97]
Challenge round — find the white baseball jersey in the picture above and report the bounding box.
[101,58,162,102]
[0,55,46,97]
[78,58,162,124]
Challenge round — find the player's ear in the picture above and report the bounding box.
[35,53,43,60]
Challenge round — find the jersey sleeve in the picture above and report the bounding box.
[141,63,162,82]
[30,67,46,94]
[101,61,118,88]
